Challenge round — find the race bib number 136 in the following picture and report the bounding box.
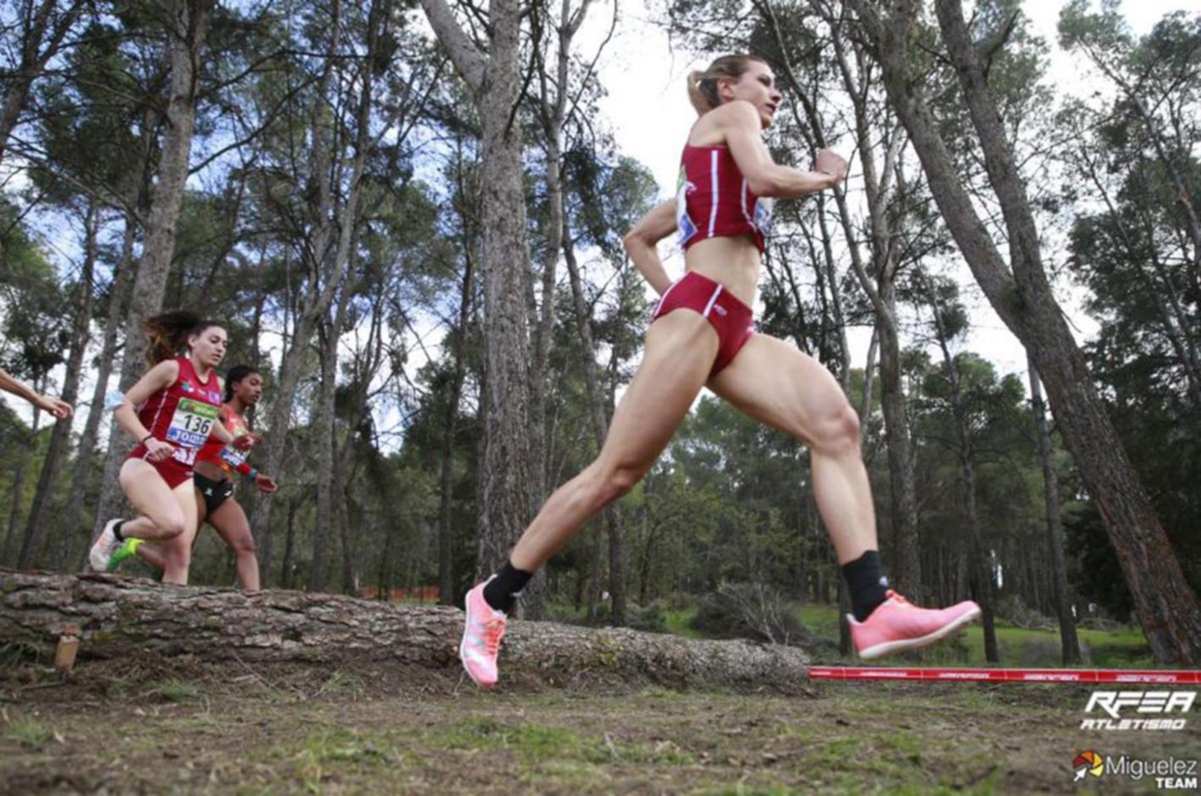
[166,398,218,448]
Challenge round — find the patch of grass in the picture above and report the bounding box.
[663,608,702,639]
[0,641,44,668]
[438,718,595,761]
[148,678,204,703]
[435,718,695,767]
[291,727,402,792]
[4,716,55,749]
[796,602,841,639]
[953,622,1150,667]
[700,786,795,796]
[314,670,366,699]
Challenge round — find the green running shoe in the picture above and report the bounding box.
[107,537,143,572]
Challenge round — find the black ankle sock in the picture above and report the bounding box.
[483,562,533,614]
[112,521,125,542]
[842,550,889,622]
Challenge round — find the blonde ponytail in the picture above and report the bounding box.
[687,69,716,114]
[685,54,768,117]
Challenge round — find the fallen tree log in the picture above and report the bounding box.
[0,570,811,691]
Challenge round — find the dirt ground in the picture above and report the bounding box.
[1,654,1198,795]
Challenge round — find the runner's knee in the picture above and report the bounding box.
[233,533,257,557]
[592,463,642,505]
[155,513,188,539]
[810,402,861,455]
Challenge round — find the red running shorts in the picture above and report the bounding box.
[650,270,755,376]
[128,444,194,489]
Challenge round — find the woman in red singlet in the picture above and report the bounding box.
[120,365,277,590]
[457,54,981,688]
[89,311,253,584]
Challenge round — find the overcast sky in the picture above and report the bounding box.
[5,1,1197,431]
[584,0,1198,377]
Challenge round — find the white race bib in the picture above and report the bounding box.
[165,398,218,450]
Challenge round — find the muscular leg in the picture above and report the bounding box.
[156,479,200,585]
[509,310,721,571]
[707,333,876,564]
[117,459,190,542]
[207,498,261,591]
[134,485,207,571]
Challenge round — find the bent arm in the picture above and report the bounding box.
[622,199,678,296]
[114,360,179,443]
[722,102,842,198]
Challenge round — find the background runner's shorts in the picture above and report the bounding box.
[194,472,235,516]
[650,270,755,376]
[128,444,193,489]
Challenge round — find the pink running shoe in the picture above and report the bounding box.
[459,579,507,688]
[849,591,981,660]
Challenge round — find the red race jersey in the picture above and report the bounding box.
[197,405,250,476]
[136,356,224,469]
[676,144,774,253]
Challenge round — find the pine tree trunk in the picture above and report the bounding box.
[91,0,213,546]
[281,498,298,590]
[961,455,998,662]
[59,207,139,569]
[1028,355,1082,664]
[310,316,339,592]
[561,234,626,625]
[417,0,534,591]
[876,285,921,598]
[4,444,31,565]
[472,33,533,581]
[853,0,1201,664]
[438,237,474,606]
[17,204,98,569]
[252,0,382,570]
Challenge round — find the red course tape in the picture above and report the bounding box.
[807,667,1201,684]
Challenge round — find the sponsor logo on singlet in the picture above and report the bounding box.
[754,197,775,237]
[676,165,698,248]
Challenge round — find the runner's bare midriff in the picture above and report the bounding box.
[684,234,761,308]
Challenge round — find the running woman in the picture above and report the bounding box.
[89,311,254,584]
[112,365,277,590]
[459,54,981,687]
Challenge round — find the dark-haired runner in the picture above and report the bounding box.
[89,311,254,584]
[112,365,277,590]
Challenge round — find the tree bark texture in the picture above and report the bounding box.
[251,0,382,564]
[0,570,812,691]
[17,204,98,569]
[925,279,998,661]
[851,0,1201,664]
[59,208,138,569]
[419,0,534,578]
[91,0,213,546]
[563,232,625,625]
[1027,354,1082,664]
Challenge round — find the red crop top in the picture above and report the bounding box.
[676,144,774,253]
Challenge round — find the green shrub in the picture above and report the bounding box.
[689,582,816,647]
